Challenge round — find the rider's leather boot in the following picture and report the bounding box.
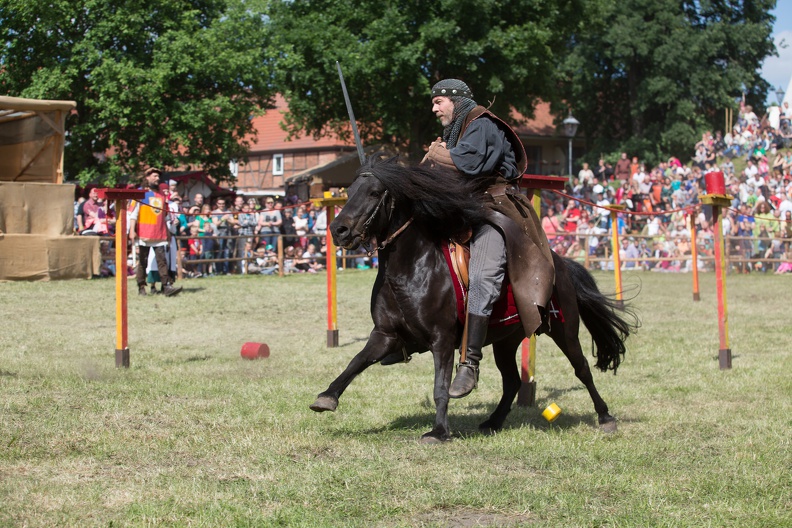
[449,313,489,398]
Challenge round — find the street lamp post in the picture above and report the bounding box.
[563,113,580,185]
[776,86,785,105]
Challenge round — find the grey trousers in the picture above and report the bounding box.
[467,224,507,317]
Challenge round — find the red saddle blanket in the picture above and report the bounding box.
[441,241,563,328]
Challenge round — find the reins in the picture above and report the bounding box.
[369,216,414,256]
[358,172,414,256]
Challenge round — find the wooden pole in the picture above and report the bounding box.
[700,194,732,369]
[326,204,339,347]
[609,205,626,309]
[97,188,145,368]
[689,212,700,301]
[712,204,731,368]
[114,199,130,368]
[517,188,540,406]
[514,175,566,407]
[277,235,284,278]
[176,241,183,281]
[311,196,347,347]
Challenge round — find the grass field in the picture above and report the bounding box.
[1,270,790,527]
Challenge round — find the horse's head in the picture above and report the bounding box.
[330,170,392,251]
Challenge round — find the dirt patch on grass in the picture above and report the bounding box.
[404,507,534,527]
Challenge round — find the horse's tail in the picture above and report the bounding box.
[563,257,639,373]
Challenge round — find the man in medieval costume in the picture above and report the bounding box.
[423,79,555,398]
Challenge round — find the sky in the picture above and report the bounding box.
[761,2,792,106]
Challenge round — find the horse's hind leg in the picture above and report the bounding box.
[549,285,617,433]
[479,329,524,434]
[310,329,404,413]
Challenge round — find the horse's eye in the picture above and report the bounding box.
[370,190,381,199]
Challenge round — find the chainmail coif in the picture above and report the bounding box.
[431,79,478,149]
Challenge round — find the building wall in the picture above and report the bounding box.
[522,137,585,176]
[235,150,347,192]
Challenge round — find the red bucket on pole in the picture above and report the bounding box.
[704,171,726,195]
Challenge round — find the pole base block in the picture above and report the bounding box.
[719,348,732,370]
[115,348,130,369]
[327,330,339,348]
[693,292,700,301]
[517,380,536,407]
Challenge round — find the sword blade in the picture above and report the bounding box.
[336,61,366,164]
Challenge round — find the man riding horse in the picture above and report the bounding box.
[420,79,555,398]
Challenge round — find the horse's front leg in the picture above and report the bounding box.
[310,329,403,413]
[420,338,456,444]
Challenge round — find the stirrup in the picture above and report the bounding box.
[449,361,479,398]
[455,360,479,376]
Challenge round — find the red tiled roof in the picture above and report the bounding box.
[245,94,353,153]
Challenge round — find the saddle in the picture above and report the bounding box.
[441,240,521,328]
[441,239,563,330]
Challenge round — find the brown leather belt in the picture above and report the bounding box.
[487,182,519,197]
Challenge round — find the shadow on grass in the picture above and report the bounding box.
[179,286,207,295]
[339,335,371,347]
[320,381,638,440]
[333,407,608,441]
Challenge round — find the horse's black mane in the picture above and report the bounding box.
[359,156,488,239]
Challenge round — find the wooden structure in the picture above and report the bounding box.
[0,96,75,184]
[0,96,101,281]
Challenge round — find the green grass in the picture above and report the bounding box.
[1,270,790,527]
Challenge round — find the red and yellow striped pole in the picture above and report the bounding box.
[516,175,566,407]
[609,205,627,308]
[312,196,347,347]
[689,212,701,301]
[700,184,732,369]
[98,189,145,368]
[517,188,541,406]
[114,199,129,364]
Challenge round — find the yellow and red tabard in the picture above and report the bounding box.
[131,190,168,245]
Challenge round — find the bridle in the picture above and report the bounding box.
[357,172,414,256]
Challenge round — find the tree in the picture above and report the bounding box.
[557,0,777,167]
[0,0,274,184]
[267,0,586,160]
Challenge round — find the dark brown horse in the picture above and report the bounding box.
[310,157,637,443]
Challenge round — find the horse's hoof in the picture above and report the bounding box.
[420,432,450,444]
[309,395,338,412]
[599,416,618,434]
[478,420,501,435]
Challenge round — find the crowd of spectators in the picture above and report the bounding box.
[75,101,792,278]
[74,180,378,277]
[170,193,343,276]
[542,101,792,273]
